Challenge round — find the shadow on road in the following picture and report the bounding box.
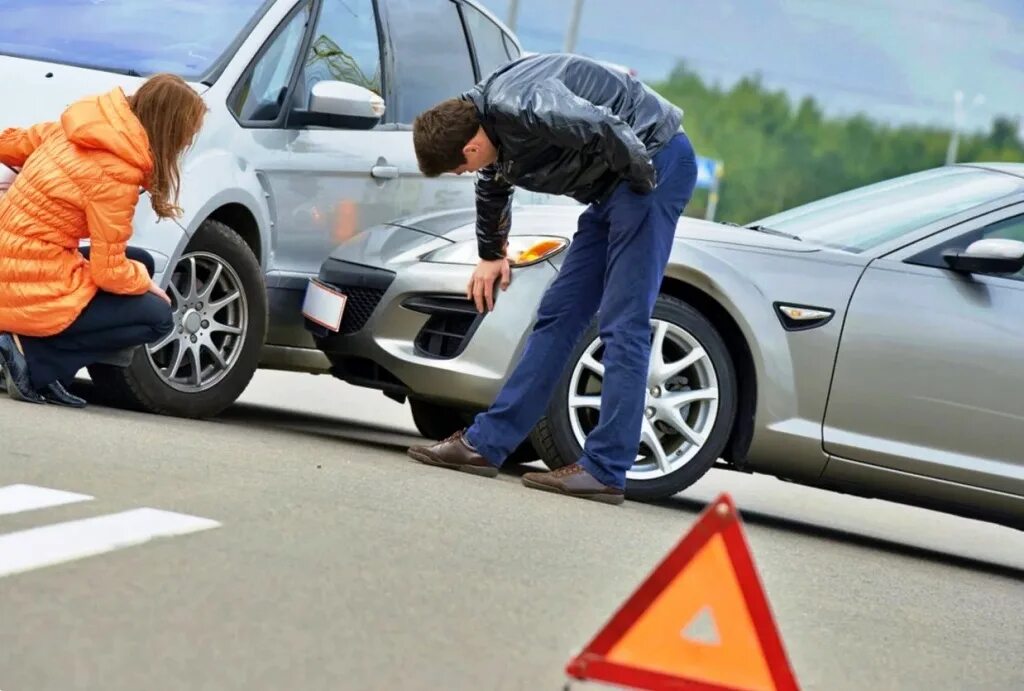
[653,494,1024,581]
[217,402,424,452]
[72,381,1024,581]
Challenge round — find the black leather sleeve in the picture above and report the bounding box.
[475,164,513,260]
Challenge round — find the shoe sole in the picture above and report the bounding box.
[521,476,625,505]
[407,448,500,478]
[41,396,87,409]
[0,349,45,405]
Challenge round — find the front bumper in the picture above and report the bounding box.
[307,247,558,410]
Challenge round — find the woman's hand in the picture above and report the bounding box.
[149,279,172,305]
[467,258,512,313]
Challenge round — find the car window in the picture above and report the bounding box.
[384,0,477,124]
[753,167,1023,253]
[302,0,382,98]
[461,4,513,79]
[502,32,521,61]
[914,214,1024,282]
[231,4,311,123]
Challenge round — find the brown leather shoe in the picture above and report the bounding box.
[521,463,625,505]
[407,430,500,478]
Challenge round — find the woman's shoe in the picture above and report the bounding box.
[39,381,87,408]
[0,333,46,404]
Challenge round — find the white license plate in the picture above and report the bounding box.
[302,278,347,332]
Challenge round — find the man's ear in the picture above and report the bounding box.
[462,142,479,158]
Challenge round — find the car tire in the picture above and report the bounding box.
[409,398,539,464]
[530,294,738,501]
[410,398,466,440]
[88,219,267,419]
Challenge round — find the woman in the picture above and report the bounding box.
[0,74,207,407]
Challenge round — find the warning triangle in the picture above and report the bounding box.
[565,494,799,691]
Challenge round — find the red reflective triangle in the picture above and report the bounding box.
[566,493,800,691]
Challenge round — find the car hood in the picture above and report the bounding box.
[0,55,205,127]
[389,204,821,254]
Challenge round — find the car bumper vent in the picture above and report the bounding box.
[403,295,484,359]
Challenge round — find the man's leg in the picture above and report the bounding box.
[580,135,698,489]
[521,133,698,500]
[410,205,609,469]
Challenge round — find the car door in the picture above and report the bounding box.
[822,203,1024,496]
[270,0,405,276]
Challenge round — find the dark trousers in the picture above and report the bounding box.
[20,247,174,389]
[465,132,698,488]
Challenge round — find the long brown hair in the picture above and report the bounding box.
[128,74,207,219]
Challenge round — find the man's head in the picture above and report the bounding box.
[413,99,498,176]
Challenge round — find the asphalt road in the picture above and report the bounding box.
[1,370,1022,691]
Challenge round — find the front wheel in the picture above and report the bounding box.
[89,219,267,418]
[530,295,738,501]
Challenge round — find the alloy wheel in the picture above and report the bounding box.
[146,252,248,393]
[567,319,719,481]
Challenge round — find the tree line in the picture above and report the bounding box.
[652,64,1024,223]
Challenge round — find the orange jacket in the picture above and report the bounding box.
[0,87,154,337]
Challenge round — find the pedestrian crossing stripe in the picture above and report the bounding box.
[0,484,220,578]
[0,483,93,515]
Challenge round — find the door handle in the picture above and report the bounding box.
[371,165,399,179]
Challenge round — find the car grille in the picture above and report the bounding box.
[338,287,386,334]
[403,295,483,359]
[316,259,396,335]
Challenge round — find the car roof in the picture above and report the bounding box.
[959,162,1024,179]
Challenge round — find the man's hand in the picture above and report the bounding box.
[467,258,512,313]
[149,279,172,306]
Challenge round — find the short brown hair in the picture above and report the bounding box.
[129,73,208,219]
[412,99,480,177]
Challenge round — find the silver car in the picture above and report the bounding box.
[0,0,543,417]
[307,164,1024,529]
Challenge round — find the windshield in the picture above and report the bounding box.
[0,0,272,80]
[752,167,1023,253]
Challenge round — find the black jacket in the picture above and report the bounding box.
[460,53,683,260]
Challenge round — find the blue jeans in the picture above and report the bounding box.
[465,132,698,488]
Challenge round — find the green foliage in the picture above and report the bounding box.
[652,64,1024,223]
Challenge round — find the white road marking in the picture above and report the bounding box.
[0,508,220,578]
[0,484,93,516]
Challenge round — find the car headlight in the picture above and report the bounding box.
[424,235,569,267]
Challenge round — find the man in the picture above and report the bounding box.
[407,53,698,505]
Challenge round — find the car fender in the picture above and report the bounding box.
[663,240,864,479]
[174,147,272,264]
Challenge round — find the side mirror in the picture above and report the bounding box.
[307,80,384,129]
[943,238,1024,275]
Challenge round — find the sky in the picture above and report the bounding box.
[477,0,1024,132]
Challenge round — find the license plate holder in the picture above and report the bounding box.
[302,278,347,333]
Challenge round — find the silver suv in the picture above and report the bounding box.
[0,0,531,417]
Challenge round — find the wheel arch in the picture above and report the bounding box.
[177,148,273,269]
[659,276,757,466]
[206,203,262,268]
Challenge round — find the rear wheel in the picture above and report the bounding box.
[530,295,738,501]
[89,219,267,418]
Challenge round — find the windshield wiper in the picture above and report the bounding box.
[738,224,802,241]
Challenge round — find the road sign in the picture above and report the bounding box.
[565,493,799,691]
[695,156,721,191]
